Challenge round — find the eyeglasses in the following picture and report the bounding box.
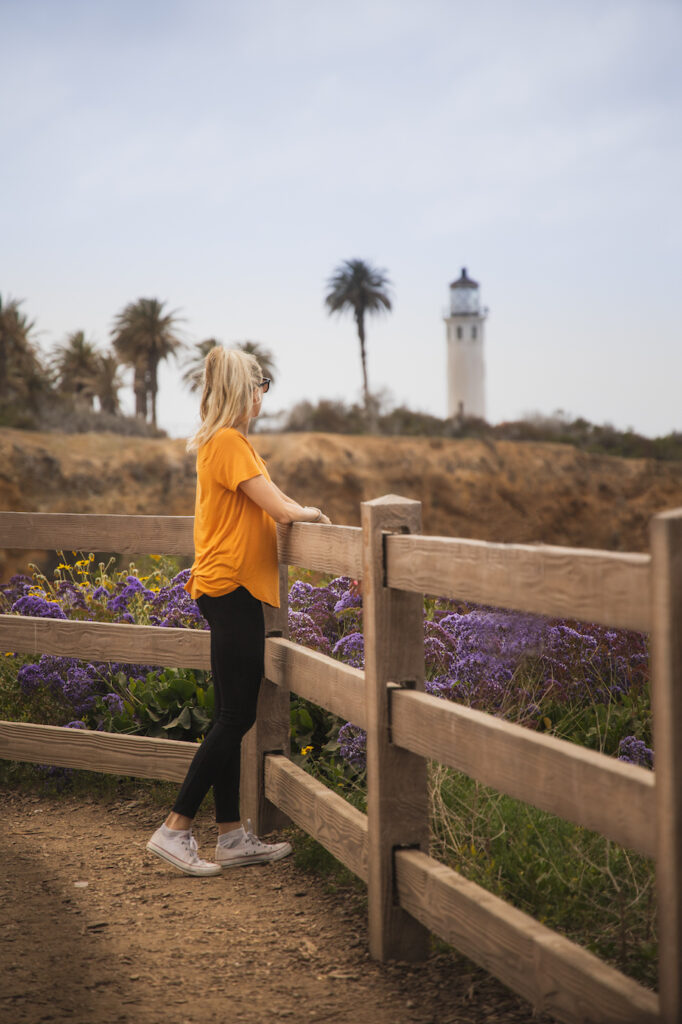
[257,378,271,393]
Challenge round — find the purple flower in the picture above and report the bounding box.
[288,611,331,655]
[333,587,362,615]
[18,655,77,696]
[338,723,367,770]
[102,693,125,715]
[55,580,89,611]
[62,665,101,714]
[332,632,365,669]
[618,735,654,769]
[65,721,86,729]
[11,595,67,619]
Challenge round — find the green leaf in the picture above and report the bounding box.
[164,706,192,731]
[296,708,315,732]
[190,707,211,733]
[168,676,196,701]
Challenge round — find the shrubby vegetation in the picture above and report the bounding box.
[0,557,656,985]
[265,397,682,461]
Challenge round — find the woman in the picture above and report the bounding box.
[147,347,331,876]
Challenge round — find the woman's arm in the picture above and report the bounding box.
[239,475,331,525]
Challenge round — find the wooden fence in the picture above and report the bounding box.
[0,500,679,1024]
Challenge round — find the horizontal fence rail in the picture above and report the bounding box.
[0,511,196,556]
[0,614,211,669]
[266,637,367,729]
[386,534,651,632]
[395,849,659,1024]
[0,511,363,578]
[276,522,363,579]
[264,754,369,882]
[0,720,194,782]
[390,687,656,858]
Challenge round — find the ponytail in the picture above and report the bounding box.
[187,347,261,453]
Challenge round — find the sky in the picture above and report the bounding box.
[2,0,681,439]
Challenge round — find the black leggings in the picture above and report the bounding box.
[172,587,264,823]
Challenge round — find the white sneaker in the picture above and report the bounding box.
[215,820,292,868]
[147,826,222,877]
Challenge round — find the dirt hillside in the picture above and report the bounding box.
[2,427,682,578]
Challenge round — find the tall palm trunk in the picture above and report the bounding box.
[134,365,147,418]
[355,309,370,412]
[149,354,158,428]
[355,308,376,428]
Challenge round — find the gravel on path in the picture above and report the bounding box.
[0,786,553,1024]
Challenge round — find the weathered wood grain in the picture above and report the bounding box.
[385,534,651,632]
[0,511,195,555]
[265,637,367,728]
[0,512,362,575]
[241,564,291,833]
[0,720,195,782]
[264,754,368,882]
[0,614,210,668]
[391,688,656,858]
[362,495,430,961]
[276,522,363,578]
[650,508,682,1022]
[395,849,659,1024]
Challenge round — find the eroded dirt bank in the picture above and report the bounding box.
[2,427,682,577]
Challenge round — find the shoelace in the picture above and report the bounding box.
[243,820,268,853]
[180,832,205,864]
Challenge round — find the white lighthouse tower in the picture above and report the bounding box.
[445,268,488,420]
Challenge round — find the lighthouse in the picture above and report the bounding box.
[445,268,488,420]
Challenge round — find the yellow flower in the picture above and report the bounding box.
[57,563,72,571]
[150,554,161,561]
[300,745,313,756]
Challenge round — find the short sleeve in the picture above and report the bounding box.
[211,430,264,492]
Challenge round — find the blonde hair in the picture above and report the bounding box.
[187,347,261,453]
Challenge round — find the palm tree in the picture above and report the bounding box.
[51,330,101,406]
[111,298,184,426]
[95,352,124,414]
[0,295,48,411]
[325,259,392,418]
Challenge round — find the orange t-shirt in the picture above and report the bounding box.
[184,428,279,606]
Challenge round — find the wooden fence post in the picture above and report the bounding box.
[240,562,291,834]
[361,495,431,961]
[651,508,682,1024]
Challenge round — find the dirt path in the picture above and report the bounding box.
[0,786,552,1024]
